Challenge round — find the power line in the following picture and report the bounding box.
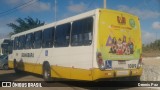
[0,0,39,17]
[0,0,35,15]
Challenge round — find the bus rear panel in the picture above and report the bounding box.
[93,9,142,80]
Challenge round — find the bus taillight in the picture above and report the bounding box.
[97,52,105,70]
[137,54,142,68]
[139,54,142,63]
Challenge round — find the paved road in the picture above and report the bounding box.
[0,69,43,81]
[0,57,160,90]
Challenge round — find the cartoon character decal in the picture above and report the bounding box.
[109,37,117,54]
[108,36,134,55]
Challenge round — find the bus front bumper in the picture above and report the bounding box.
[92,68,143,80]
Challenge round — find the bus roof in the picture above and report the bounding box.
[11,8,139,38]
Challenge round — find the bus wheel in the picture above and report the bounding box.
[14,60,20,73]
[43,62,51,81]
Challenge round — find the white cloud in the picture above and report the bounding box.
[5,0,51,12]
[152,21,160,30]
[0,17,16,38]
[21,1,51,12]
[142,30,157,44]
[0,27,11,39]
[117,5,160,19]
[61,1,99,20]
[67,1,87,13]
[0,17,16,29]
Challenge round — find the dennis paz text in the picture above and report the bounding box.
[138,82,158,87]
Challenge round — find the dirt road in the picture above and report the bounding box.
[141,57,160,81]
[0,57,160,90]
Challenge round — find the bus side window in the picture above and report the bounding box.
[71,20,83,46]
[83,17,93,45]
[42,27,54,48]
[14,37,19,50]
[33,31,42,49]
[9,40,13,54]
[19,35,26,50]
[25,33,34,49]
[54,23,71,47]
[71,17,93,46]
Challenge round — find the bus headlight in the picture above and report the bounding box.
[97,52,105,70]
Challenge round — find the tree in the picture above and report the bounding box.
[143,39,160,52]
[7,16,45,36]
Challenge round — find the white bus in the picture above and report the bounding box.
[0,38,12,55]
[9,8,143,81]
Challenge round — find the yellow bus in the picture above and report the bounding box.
[8,8,142,81]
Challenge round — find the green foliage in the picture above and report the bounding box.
[143,39,160,52]
[7,16,45,36]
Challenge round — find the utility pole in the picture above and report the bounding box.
[54,0,57,22]
[103,0,106,8]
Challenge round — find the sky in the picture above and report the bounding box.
[0,0,159,44]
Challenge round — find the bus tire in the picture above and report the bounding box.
[43,62,52,81]
[14,60,20,73]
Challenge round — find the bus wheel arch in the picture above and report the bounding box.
[43,61,52,81]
